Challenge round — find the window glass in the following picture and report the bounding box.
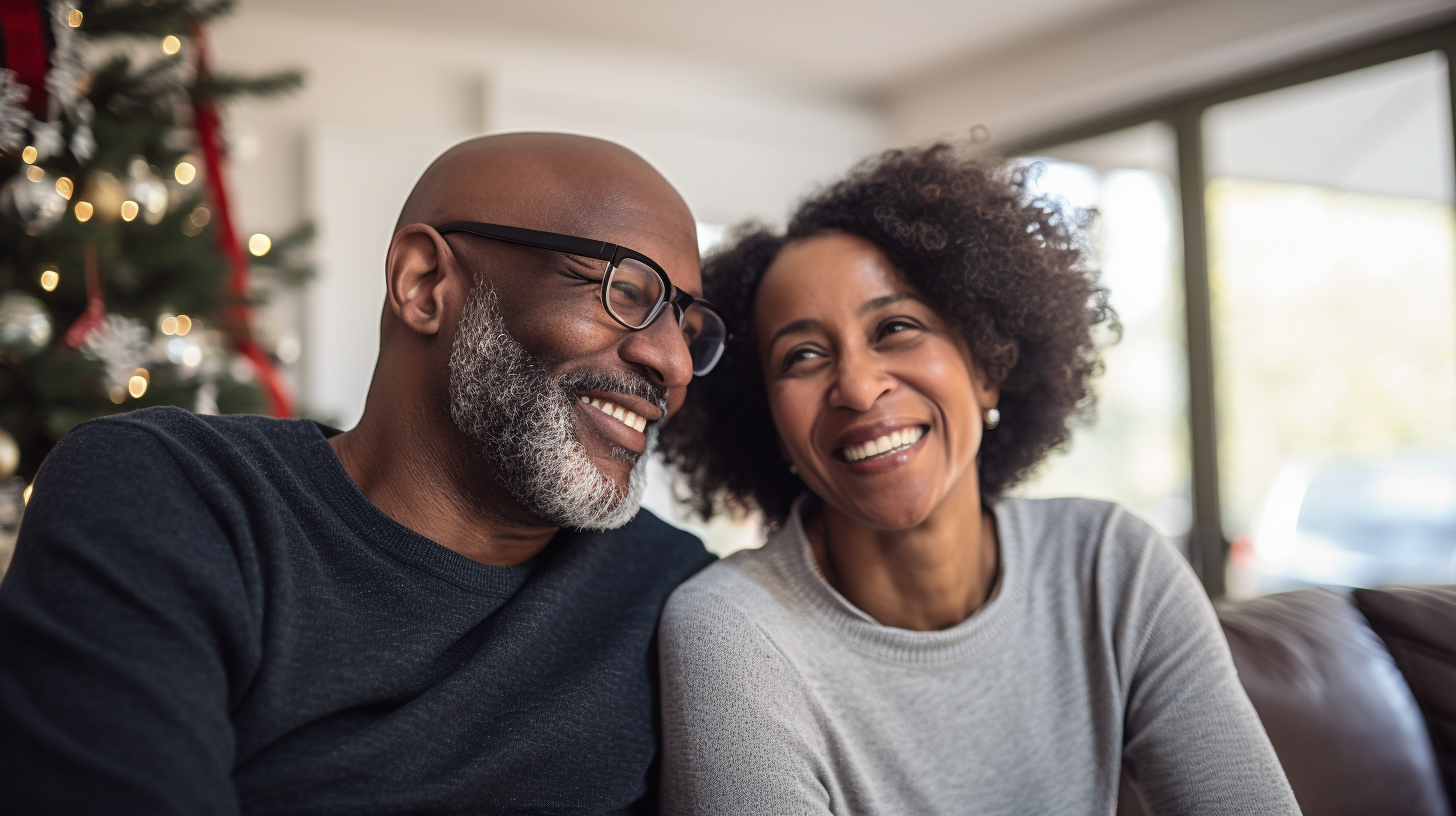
[1018,123,1193,542]
[1204,52,1456,595]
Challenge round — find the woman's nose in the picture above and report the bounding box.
[828,348,894,412]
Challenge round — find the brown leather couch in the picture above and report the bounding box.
[1118,585,1456,816]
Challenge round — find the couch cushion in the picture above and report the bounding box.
[1354,585,1456,805]
[1217,589,1449,816]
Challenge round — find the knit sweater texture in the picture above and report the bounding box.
[658,496,1300,815]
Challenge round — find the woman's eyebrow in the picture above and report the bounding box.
[859,292,920,314]
[768,318,821,347]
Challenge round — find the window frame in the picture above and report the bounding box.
[1010,20,1456,596]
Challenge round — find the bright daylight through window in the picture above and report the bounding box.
[1017,123,1193,545]
[1206,52,1456,596]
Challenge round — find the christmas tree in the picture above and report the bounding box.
[0,0,311,573]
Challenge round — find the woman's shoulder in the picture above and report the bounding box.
[997,496,1192,593]
[662,532,801,633]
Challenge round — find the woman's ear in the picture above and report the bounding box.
[385,224,461,336]
[972,361,1001,414]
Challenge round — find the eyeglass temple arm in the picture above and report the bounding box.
[436,221,619,262]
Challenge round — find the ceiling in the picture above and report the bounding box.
[240,0,1154,93]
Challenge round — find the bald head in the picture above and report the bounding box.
[397,132,694,246]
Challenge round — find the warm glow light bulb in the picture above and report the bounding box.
[120,200,140,222]
[175,314,192,335]
[21,146,36,164]
[68,8,82,27]
[55,176,73,200]
[128,372,149,399]
[26,166,43,182]
[109,385,125,404]
[75,201,93,222]
[39,267,59,292]
[174,162,196,184]
[191,206,211,227]
[160,316,178,336]
[161,35,181,56]
[23,483,32,505]
[248,233,272,256]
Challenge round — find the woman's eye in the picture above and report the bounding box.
[879,319,920,339]
[782,347,826,371]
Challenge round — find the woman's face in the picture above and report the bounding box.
[754,232,998,530]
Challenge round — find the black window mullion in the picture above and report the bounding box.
[1174,104,1225,596]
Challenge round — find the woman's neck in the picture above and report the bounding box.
[803,476,999,632]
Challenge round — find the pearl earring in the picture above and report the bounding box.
[985,407,1001,430]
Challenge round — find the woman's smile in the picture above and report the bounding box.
[832,421,929,471]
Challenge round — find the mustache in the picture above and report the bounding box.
[558,368,669,418]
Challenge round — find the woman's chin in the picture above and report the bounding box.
[818,487,940,532]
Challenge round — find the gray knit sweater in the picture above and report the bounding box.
[658,497,1300,815]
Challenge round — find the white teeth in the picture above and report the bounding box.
[841,426,925,462]
[580,395,650,434]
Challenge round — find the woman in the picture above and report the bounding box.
[656,142,1299,815]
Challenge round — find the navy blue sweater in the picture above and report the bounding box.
[0,407,712,815]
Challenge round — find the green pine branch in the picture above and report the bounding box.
[191,71,305,102]
[76,0,235,37]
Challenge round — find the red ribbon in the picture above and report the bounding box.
[0,0,48,117]
[190,24,293,417]
[62,241,105,348]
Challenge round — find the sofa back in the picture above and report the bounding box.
[1118,586,1456,816]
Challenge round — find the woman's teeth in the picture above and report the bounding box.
[579,396,648,433]
[841,426,925,462]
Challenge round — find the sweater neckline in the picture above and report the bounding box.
[291,420,535,598]
[768,494,1025,665]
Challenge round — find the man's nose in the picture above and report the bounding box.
[618,308,694,390]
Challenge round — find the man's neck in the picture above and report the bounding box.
[328,410,558,567]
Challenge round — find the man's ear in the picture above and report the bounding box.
[385,224,463,336]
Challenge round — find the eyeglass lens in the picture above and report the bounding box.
[605,258,726,376]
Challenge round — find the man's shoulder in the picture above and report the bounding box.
[52,407,315,475]
[595,507,715,579]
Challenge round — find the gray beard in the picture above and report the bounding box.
[447,279,663,531]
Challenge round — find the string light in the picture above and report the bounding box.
[109,385,125,404]
[25,166,43,182]
[20,146,36,164]
[176,314,192,335]
[161,35,181,56]
[67,8,81,27]
[23,483,32,505]
[39,265,59,292]
[74,201,93,222]
[55,176,73,200]
[248,233,272,256]
[128,368,149,399]
[120,200,140,222]
[174,161,196,184]
[160,315,177,335]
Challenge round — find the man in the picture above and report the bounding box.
[0,133,718,814]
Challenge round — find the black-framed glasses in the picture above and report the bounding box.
[437,221,726,376]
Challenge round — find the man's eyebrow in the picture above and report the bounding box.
[768,318,821,348]
[859,292,920,314]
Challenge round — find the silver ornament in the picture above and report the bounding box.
[0,70,31,152]
[29,120,62,160]
[0,292,53,361]
[80,314,151,391]
[126,158,168,224]
[0,171,68,231]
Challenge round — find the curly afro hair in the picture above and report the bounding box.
[660,140,1117,524]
